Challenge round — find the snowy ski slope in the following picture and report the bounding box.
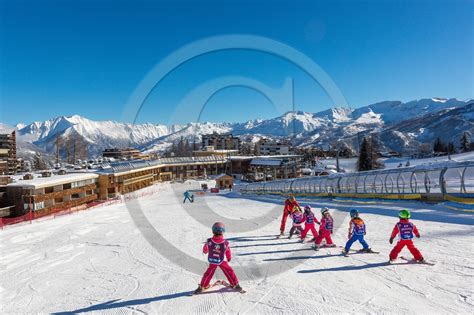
[0,181,473,314]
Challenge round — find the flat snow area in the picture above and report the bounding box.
[1,181,473,314]
[324,151,474,173]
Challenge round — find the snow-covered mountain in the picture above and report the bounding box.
[9,98,473,158]
[16,115,176,156]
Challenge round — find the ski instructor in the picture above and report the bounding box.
[280,195,301,236]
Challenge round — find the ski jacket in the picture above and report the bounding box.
[184,191,190,197]
[348,218,366,238]
[390,219,420,241]
[202,236,232,265]
[320,215,334,233]
[291,212,304,226]
[284,199,300,215]
[303,210,320,225]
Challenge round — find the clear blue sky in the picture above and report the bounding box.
[0,0,472,126]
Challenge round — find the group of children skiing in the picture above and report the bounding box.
[193,194,425,295]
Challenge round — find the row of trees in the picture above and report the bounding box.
[164,137,199,157]
[55,133,88,164]
[433,132,472,155]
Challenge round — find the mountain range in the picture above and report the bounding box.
[2,98,472,160]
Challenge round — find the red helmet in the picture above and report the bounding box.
[212,222,225,235]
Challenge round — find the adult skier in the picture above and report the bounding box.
[183,190,194,203]
[279,195,301,237]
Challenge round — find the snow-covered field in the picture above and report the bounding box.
[324,151,474,173]
[1,181,473,314]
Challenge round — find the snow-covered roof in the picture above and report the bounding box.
[250,159,283,166]
[7,173,99,189]
[229,154,301,161]
[215,174,233,180]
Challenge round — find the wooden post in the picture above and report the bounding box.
[29,196,32,224]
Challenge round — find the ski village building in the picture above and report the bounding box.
[0,153,302,222]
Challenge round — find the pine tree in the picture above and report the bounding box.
[447,142,456,155]
[33,153,47,170]
[357,137,372,171]
[357,136,383,171]
[460,132,471,152]
[433,137,447,154]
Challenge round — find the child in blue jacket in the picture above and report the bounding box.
[342,209,374,256]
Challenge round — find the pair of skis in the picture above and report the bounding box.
[391,256,435,266]
[191,280,246,295]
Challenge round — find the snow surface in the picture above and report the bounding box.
[1,181,473,314]
[324,151,474,173]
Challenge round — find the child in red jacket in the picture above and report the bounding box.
[194,222,243,294]
[314,207,336,250]
[389,209,424,263]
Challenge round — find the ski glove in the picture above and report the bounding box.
[389,237,394,244]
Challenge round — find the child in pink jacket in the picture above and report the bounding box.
[194,222,243,294]
[314,207,336,250]
[300,205,320,242]
[288,208,304,239]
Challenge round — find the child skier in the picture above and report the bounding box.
[300,205,320,242]
[194,222,244,294]
[342,209,375,256]
[279,195,301,236]
[288,208,304,239]
[389,209,424,263]
[183,190,194,203]
[314,207,336,250]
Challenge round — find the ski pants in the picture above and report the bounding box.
[389,239,423,261]
[315,229,333,246]
[345,234,369,252]
[301,223,318,239]
[200,261,239,287]
[280,210,291,234]
[183,196,193,203]
[289,225,303,237]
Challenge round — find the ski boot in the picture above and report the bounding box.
[192,285,204,295]
[298,238,305,243]
[325,244,336,248]
[417,257,425,263]
[233,284,245,293]
[313,244,320,251]
[342,249,349,257]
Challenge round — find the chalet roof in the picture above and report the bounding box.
[215,174,233,180]
[7,173,99,189]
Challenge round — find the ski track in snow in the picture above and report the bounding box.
[0,181,473,314]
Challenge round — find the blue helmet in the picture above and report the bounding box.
[212,222,225,235]
[350,209,359,218]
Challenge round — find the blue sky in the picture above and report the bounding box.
[0,0,472,126]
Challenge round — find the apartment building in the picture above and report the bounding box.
[255,138,292,156]
[201,132,241,151]
[0,131,17,175]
